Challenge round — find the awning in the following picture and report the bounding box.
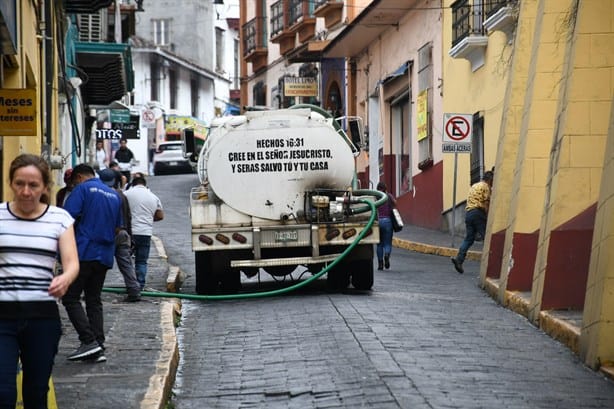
[381,61,411,85]
[64,0,114,14]
[75,42,134,106]
[223,104,241,116]
[324,0,417,58]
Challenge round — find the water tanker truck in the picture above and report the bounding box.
[189,105,383,294]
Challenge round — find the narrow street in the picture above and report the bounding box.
[148,174,614,409]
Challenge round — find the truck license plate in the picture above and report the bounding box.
[169,161,178,166]
[275,230,298,242]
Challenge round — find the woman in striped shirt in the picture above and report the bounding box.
[0,154,79,408]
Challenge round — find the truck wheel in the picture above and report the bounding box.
[327,265,350,291]
[350,260,374,290]
[216,251,242,294]
[219,268,241,293]
[195,251,218,294]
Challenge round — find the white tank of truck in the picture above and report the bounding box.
[189,105,381,294]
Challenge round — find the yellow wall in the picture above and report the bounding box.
[582,96,614,369]
[529,0,610,321]
[2,1,62,201]
[481,0,540,292]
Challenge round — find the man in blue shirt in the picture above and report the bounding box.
[62,164,123,363]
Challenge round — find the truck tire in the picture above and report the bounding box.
[215,251,242,294]
[195,251,218,294]
[350,260,374,290]
[327,265,350,290]
[219,268,241,294]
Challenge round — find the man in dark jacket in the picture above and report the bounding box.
[113,137,135,184]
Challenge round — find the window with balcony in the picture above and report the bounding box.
[288,0,316,43]
[449,0,488,71]
[313,0,343,29]
[270,1,285,38]
[243,16,268,71]
[483,0,518,42]
[289,0,304,26]
[243,16,267,57]
[270,0,296,54]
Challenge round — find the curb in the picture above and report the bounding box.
[141,235,182,409]
[141,300,181,409]
[393,237,482,261]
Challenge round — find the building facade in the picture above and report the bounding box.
[132,0,240,173]
[0,0,135,201]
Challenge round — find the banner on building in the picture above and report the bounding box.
[284,77,318,97]
[166,115,208,140]
[0,88,37,136]
[416,90,428,141]
[96,114,140,139]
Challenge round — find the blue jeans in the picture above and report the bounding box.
[132,235,152,290]
[115,230,140,296]
[377,217,393,262]
[0,318,61,408]
[456,208,487,264]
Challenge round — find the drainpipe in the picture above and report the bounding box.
[44,0,53,147]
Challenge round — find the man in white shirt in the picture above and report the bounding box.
[123,176,164,290]
[95,140,108,170]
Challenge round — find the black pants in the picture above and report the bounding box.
[62,260,108,346]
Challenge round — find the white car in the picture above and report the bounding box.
[153,141,194,175]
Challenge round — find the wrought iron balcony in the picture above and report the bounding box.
[242,16,268,71]
[242,16,267,57]
[449,0,489,71]
[313,0,343,29]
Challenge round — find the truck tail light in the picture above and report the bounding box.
[198,234,213,245]
[215,233,230,244]
[232,233,247,243]
[342,228,356,239]
[325,228,340,241]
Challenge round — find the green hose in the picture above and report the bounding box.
[102,198,379,301]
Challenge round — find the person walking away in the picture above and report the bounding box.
[376,181,397,270]
[108,161,127,189]
[124,176,164,290]
[98,168,141,302]
[62,164,123,363]
[55,168,73,208]
[95,140,108,171]
[113,138,134,185]
[451,170,494,274]
[124,171,144,190]
[0,154,79,408]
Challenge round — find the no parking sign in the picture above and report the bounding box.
[442,113,472,153]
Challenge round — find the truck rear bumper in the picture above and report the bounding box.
[230,253,342,268]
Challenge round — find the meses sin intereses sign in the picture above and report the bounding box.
[0,89,37,136]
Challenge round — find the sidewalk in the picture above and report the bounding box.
[392,223,483,261]
[52,237,180,409]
